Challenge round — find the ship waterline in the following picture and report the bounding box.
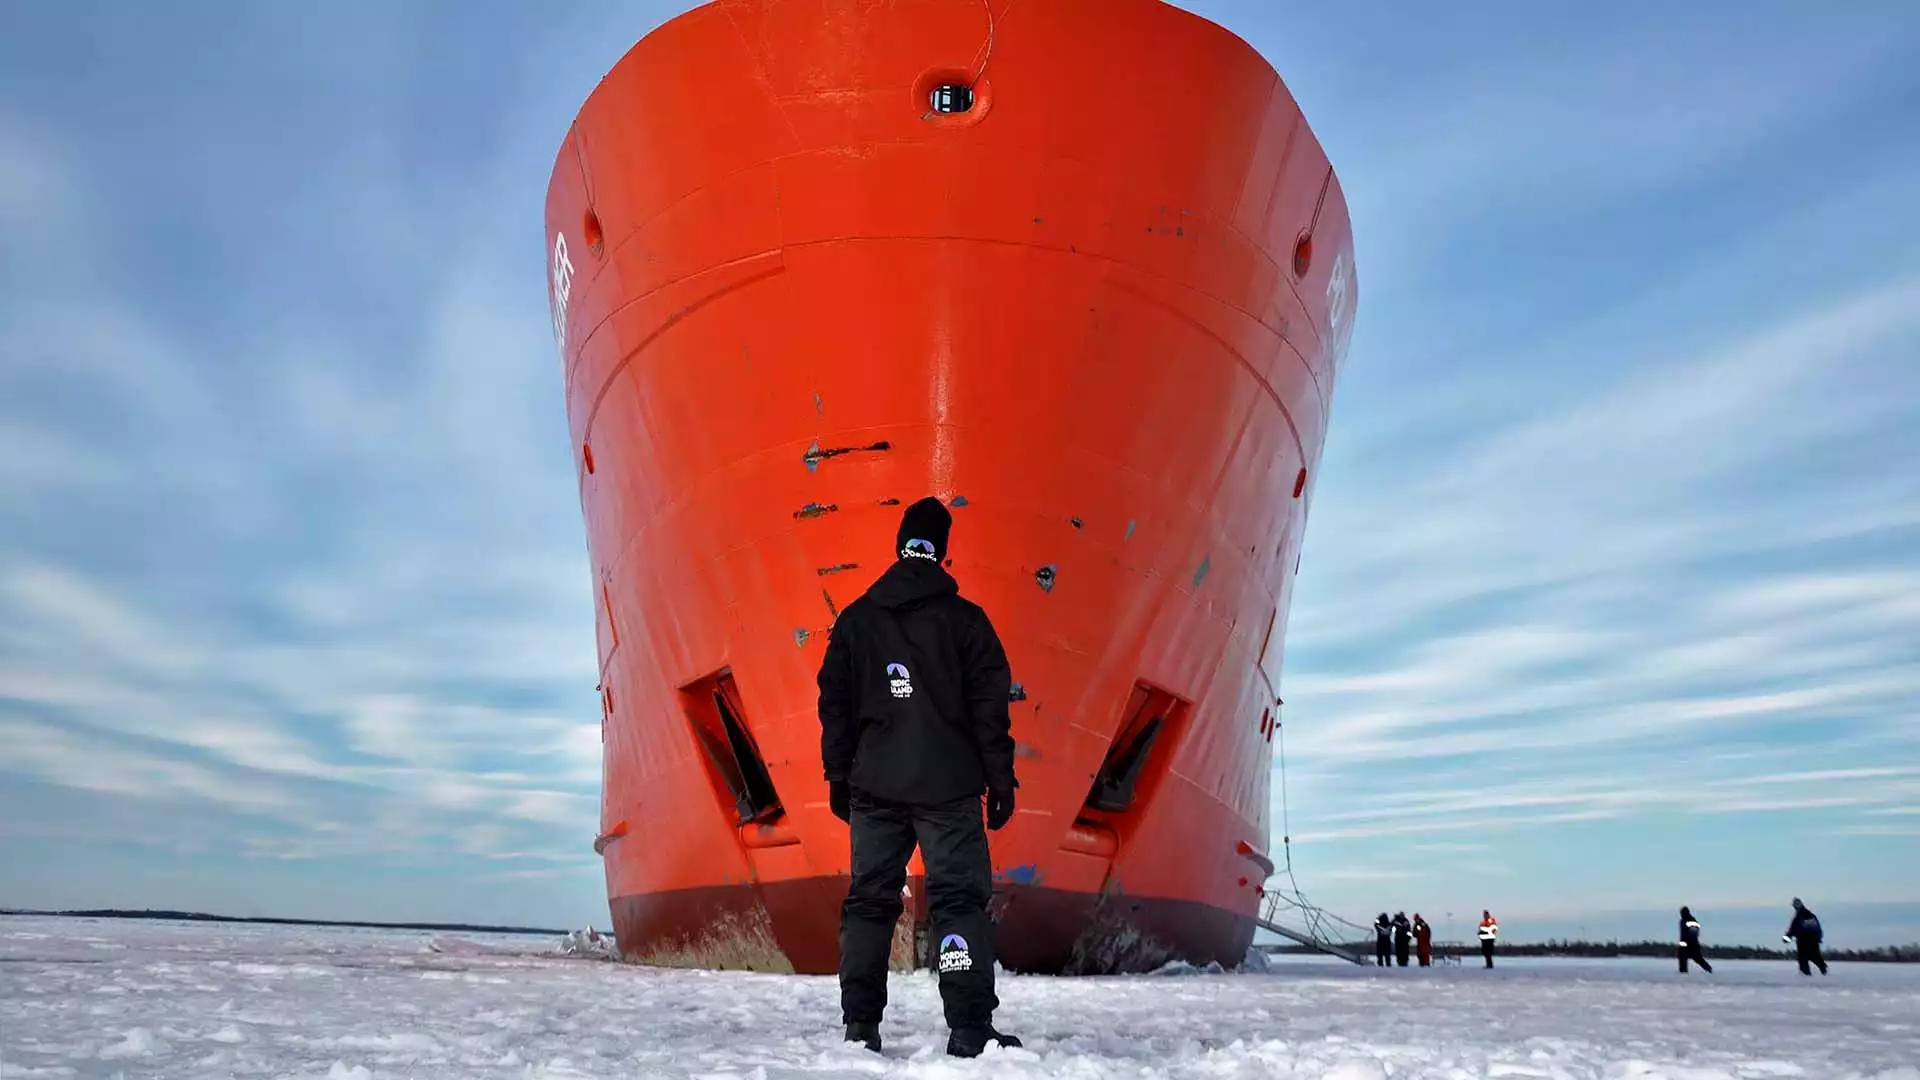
[545,0,1355,974]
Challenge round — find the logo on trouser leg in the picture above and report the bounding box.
[937,933,972,973]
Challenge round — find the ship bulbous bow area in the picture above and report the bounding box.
[547,0,1356,976]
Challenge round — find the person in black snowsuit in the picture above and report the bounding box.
[818,497,1022,1058]
[1392,912,1412,968]
[1677,906,1713,974]
[1783,898,1828,976]
[1373,913,1392,967]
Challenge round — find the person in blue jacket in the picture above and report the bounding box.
[1783,898,1828,976]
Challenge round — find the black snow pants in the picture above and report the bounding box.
[1481,940,1496,968]
[1395,938,1410,967]
[1375,938,1390,966]
[1796,937,1828,976]
[839,791,996,1030]
[1678,942,1712,973]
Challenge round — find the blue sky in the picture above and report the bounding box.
[2,2,1917,947]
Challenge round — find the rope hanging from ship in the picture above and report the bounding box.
[1260,709,1372,959]
[966,0,999,86]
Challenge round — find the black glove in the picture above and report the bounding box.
[829,779,850,823]
[986,785,1015,831]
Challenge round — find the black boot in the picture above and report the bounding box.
[845,1021,881,1052]
[947,1026,1021,1057]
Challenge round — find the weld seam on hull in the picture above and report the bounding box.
[572,230,1326,437]
[579,254,788,439]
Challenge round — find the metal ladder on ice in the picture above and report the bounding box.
[1255,885,1369,966]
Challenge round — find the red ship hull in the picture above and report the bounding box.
[545,0,1355,974]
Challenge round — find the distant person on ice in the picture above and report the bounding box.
[1677,906,1713,974]
[1392,912,1412,967]
[1413,913,1432,967]
[1783,898,1828,976]
[817,496,1023,1057]
[1478,910,1499,968]
[1374,913,1392,967]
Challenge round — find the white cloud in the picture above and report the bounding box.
[0,718,294,815]
[1272,265,1920,915]
[1310,868,1416,884]
[0,85,604,878]
[1832,825,1920,839]
[1293,277,1920,652]
[0,115,70,228]
[1315,5,1917,295]
[0,551,601,860]
[1707,767,1920,788]
[483,864,602,883]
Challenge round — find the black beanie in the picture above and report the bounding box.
[895,496,952,562]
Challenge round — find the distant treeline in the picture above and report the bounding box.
[1270,939,1920,963]
[0,907,565,937]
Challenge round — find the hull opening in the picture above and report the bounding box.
[1085,682,1188,813]
[680,670,784,826]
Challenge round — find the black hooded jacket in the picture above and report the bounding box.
[1786,905,1822,943]
[817,556,1016,805]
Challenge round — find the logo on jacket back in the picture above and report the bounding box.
[901,538,937,561]
[886,662,913,699]
[937,933,972,973]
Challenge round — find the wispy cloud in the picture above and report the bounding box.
[1835,826,1920,839]
[1312,868,1417,884]
[0,1,631,924]
[1276,280,1920,885]
[1260,0,1920,926]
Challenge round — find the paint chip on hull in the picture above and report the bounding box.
[1000,864,1042,886]
[1192,555,1212,589]
[1035,565,1057,592]
[794,502,838,519]
[803,439,891,472]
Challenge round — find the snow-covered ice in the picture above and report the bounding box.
[4,915,1917,1079]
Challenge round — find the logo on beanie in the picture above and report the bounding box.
[901,537,938,561]
[887,662,914,699]
[938,933,972,973]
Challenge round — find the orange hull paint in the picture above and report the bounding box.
[546,0,1356,974]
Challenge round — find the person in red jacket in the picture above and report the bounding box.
[1414,913,1432,967]
[1478,910,1500,968]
